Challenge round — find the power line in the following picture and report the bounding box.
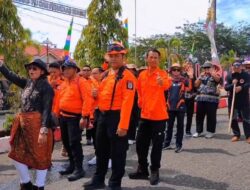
[18,11,83,33]
[16,5,85,27]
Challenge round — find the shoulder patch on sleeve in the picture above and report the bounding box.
[127,80,134,90]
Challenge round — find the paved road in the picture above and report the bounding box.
[0,108,250,190]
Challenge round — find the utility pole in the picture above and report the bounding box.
[42,38,53,64]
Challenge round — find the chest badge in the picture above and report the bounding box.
[127,81,134,90]
[240,79,245,84]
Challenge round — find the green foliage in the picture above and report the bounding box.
[220,50,237,70]
[127,22,250,67]
[2,114,14,131]
[127,37,184,68]
[74,0,128,67]
[0,0,38,110]
[0,0,33,74]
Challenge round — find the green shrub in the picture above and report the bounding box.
[2,114,15,131]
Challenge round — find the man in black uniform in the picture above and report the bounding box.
[225,62,250,143]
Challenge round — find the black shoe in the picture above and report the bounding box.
[32,185,44,190]
[106,186,122,190]
[185,132,192,137]
[59,164,74,175]
[128,166,149,180]
[83,179,106,190]
[162,143,172,150]
[20,182,33,190]
[175,146,182,153]
[150,170,159,185]
[67,169,85,181]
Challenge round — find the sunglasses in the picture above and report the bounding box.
[203,67,210,69]
[27,66,39,71]
[82,69,91,72]
[108,45,124,52]
[172,69,180,72]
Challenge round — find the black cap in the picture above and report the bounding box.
[25,59,49,75]
[201,61,212,68]
[49,62,61,69]
[61,60,80,72]
[232,62,241,67]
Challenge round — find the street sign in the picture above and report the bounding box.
[13,0,86,18]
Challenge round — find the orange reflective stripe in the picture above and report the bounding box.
[176,99,185,109]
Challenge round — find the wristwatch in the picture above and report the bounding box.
[40,127,48,134]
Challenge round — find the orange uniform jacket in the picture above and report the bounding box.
[98,69,137,130]
[48,76,64,114]
[54,76,92,117]
[138,67,172,120]
[88,77,100,119]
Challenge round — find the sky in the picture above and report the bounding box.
[15,0,250,55]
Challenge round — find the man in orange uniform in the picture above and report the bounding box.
[48,62,66,155]
[80,65,95,145]
[129,48,172,185]
[87,67,107,166]
[84,43,136,190]
[55,60,92,182]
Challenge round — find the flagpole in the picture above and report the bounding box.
[134,0,137,65]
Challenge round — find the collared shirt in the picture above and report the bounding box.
[98,68,137,130]
[138,67,172,120]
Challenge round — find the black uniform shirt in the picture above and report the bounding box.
[225,71,250,109]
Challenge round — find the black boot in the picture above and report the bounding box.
[128,165,149,180]
[59,161,74,175]
[20,182,33,190]
[150,170,159,185]
[83,178,106,190]
[67,168,85,181]
[32,185,44,190]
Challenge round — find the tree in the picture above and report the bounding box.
[74,0,128,67]
[126,21,250,68]
[220,50,236,70]
[127,37,183,68]
[0,0,36,74]
[178,22,250,64]
[0,0,38,110]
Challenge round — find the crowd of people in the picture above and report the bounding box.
[0,42,249,190]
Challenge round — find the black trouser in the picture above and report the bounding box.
[92,109,100,150]
[165,111,185,147]
[231,106,250,138]
[128,104,139,141]
[196,101,218,133]
[94,110,128,187]
[136,119,166,171]
[86,128,94,141]
[185,98,195,133]
[59,116,83,170]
